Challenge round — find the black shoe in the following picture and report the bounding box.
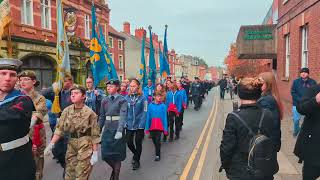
[169,137,173,142]
[110,171,114,180]
[154,156,160,161]
[132,161,140,170]
[175,136,180,140]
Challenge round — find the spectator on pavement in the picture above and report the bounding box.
[258,72,283,152]
[295,83,320,180]
[291,68,317,136]
[218,76,228,100]
[220,77,278,180]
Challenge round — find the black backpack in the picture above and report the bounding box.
[230,110,279,178]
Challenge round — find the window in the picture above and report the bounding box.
[84,14,90,39]
[285,35,290,78]
[118,40,123,50]
[109,37,113,48]
[40,0,51,29]
[301,26,308,68]
[119,75,123,81]
[21,0,34,25]
[119,55,123,69]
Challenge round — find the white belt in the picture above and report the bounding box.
[0,135,30,151]
[106,116,120,121]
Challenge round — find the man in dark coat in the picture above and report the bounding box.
[190,77,202,111]
[295,83,320,180]
[0,58,36,180]
[218,76,228,100]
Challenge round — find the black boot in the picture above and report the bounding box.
[132,160,140,170]
[110,171,114,180]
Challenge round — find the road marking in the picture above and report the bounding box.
[193,98,219,180]
[180,96,217,180]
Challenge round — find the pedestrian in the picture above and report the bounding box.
[145,91,168,161]
[19,70,48,180]
[291,68,317,136]
[120,82,128,96]
[166,80,184,141]
[294,83,320,180]
[218,76,228,100]
[177,80,188,128]
[44,85,100,180]
[257,72,283,153]
[85,76,104,115]
[143,79,155,104]
[125,78,148,170]
[220,77,278,180]
[227,79,234,100]
[0,58,36,180]
[190,77,202,110]
[99,79,127,180]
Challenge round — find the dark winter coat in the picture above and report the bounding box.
[220,104,275,179]
[295,84,320,165]
[291,77,317,106]
[257,92,281,152]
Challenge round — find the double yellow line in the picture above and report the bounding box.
[180,98,219,180]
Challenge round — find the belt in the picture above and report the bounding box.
[0,135,30,151]
[105,116,120,121]
[70,131,91,138]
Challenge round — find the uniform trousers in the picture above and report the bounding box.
[126,129,144,162]
[150,130,162,157]
[168,111,182,139]
[303,162,320,180]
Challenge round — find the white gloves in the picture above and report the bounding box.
[44,142,55,156]
[114,132,123,139]
[29,117,37,129]
[90,151,98,165]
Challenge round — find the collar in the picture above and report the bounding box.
[239,103,258,109]
[4,89,23,101]
[108,93,119,99]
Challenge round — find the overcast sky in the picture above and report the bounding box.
[108,0,272,67]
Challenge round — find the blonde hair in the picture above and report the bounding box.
[259,72,284,120]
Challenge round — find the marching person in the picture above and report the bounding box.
[99,79,128,180]
[85,76,104,116]
[19,70,48,180]
[181,77,190,108]
[155,83,166,102]
[0,58,36,180]
[291,68,317,136]
[44,85,100,180]
[166,80,184,141]
[125,78,147,170]
[218,76,228,100]
[145,91,168,161]
[143,79,155,104]
[177,80,188,129]
[190,77,202,111]
[220,77,278,180]
[120,82,129,96]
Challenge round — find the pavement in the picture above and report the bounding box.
[41,89,305,180]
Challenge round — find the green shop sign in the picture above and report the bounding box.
[244,29,273,40]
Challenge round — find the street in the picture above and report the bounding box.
[43,90,220,180]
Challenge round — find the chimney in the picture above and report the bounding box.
[152,33,158,42]
[123,22,131,34]
[135,28,146,40]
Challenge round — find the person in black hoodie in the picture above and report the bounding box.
[295,83,320,180]
[257,72,283,152]
[220,77,278,180]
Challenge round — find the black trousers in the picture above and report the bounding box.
[303,162,320,180]
[168,111,182,139]
[179,109,185,126]
[220,88,226,99]
[126,129,144,162]
[193,95,201,109]
[150,130,162,156]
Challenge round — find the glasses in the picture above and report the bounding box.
[19,77,32,82]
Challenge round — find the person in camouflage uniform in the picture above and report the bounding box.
[45,85,100,180]
[19,70,48,180]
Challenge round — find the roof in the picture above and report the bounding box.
[108,25,126,40]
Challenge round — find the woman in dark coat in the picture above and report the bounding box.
[220,77,278,180]
[99,79,128,180]
[257,72,283,152]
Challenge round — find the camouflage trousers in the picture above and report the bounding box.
[65,136,93,180]
[34,154,44,180]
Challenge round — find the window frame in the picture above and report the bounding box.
[118,40,123,50]
[40,0,51,30]
[108,37,114,48]
[285,34,290,78]
[84,14,90,39]
[21,0,34,26]
[119,55,123,70]
[301,25,308,68]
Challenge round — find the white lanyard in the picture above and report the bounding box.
[172,91,177,104]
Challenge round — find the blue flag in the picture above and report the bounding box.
[160,25,170,78]
[90,4,117,87]
[148,26,157,85]
[139,34,147,88]
[98,26,118,81]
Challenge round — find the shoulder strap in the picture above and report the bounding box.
[230,112,255,136]
[257,109,266,134]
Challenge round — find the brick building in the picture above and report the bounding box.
[199,65,207,80]
[3,0,124,87]
[276,0,320,111]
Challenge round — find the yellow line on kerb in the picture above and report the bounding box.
[193,99,219,180]
[179,97,217,180]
